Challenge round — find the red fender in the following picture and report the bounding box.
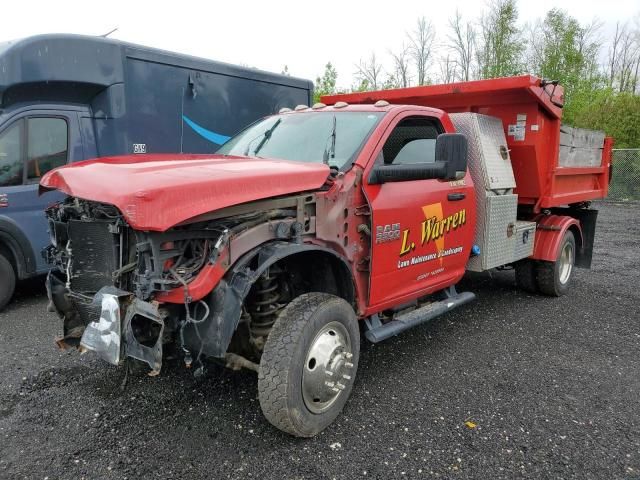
[156,249,229,304]
[532,215,582,262]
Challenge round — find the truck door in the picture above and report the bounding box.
[0,110,82,276]
[363,113,475,311]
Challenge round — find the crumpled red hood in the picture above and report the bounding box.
[40,154,330,231]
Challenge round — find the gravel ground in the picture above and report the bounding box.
[1,201,638,480]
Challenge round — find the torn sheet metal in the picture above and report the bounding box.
[80,286,132,365]
[122,297,165,375]
[80,293,122,365]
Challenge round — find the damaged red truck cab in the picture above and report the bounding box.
[41,76,612,437]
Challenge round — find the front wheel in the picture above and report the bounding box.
[537,231,576,296]
[258,292,359,437]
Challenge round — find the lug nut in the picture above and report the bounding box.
[336,382,346,391]
[345,362,354,368]
[331,387,340,393]
[343,352,353,359]
[342,374,352,380]
[325,381,335,388]
[325,370,334,377]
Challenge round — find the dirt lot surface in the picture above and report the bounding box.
[1,201,638,480]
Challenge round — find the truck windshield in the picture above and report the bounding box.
[217,111,384,169]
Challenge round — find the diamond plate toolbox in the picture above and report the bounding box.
[449,113,516,190]
[513,221,536,261]
[467,194,518,271]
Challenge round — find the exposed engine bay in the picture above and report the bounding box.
[43,196,332,376]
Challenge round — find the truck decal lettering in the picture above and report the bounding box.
[399,204,466,260]
[399,229,413,255]
[417,209,465,247]
[376,223,401,244]
[397,246,464,269]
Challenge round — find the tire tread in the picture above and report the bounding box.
[515,260,538,293]
[537,261,558,296]
[0,253,16,311]
[258,292,338,437]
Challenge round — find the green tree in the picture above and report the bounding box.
[477,0,523,79]
[528,9,602,103]
[564,88,640,199]
[351,79,371,93]
[567,89,640,148]
[314,62,338,103]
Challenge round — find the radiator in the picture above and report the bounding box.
[68,220,118,293]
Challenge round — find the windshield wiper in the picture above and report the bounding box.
[249,118,282,157]
[322,115,337,165]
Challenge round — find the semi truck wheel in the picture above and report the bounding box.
[0,253,16,311]
[537,231,575,297]
[515,260,538,293]
[258,292,359,437]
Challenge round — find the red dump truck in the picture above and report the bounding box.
[41,75,611,436]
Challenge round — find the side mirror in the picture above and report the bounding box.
[436,133,468,181]
[368,133,468,184]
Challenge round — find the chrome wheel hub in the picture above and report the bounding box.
[559,242,574,285]
[302,321,354,414]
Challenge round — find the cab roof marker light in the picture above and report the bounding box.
[334,101,349,109]
[279,107,292,114]
[374,100,390,107]
[294,105,309,111]
[312,103,327,109]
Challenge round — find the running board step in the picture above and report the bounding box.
[364,291,476,343]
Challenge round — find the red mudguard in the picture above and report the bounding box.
[532,215,582,262]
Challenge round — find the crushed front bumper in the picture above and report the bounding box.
[46,272,165,375]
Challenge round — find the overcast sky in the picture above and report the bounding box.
[3,0,639,88]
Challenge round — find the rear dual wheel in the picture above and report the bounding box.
[515,259,537,293]
[258,292,359,437]
[515,231,576,297]
[537,231,575,297]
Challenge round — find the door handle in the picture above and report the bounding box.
[447,192,466,201]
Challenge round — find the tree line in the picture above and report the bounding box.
[313,1,640,148]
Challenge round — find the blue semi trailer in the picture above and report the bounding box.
[0,34,313,310]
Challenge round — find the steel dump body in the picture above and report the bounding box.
[323,75,612,211]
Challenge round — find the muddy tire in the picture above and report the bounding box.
[0,253,16,312]
[515,260,538,293]
[537,231,576,297]
[258,292,359,437]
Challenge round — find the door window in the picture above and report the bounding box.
[382,117,440,165]
[26,117,68,181]
[0,121,24,187]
